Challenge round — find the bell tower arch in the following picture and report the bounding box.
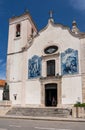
[7,11,37,54]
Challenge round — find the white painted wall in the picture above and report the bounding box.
[9,53,23,81]
[8,16,34,54]
[62,76,82,104]
[25,80,41,105]
[9,82,22,105]
[0,88,3,101]
[26,22,82,106]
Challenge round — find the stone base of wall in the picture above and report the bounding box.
[72,107,85,118]
[0,101,12,115]
[0,101,12,106]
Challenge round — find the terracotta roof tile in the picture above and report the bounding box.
[0,80,5,87]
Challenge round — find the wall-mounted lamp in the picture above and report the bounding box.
[13,94,17,100]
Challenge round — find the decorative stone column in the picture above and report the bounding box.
[40,82,45,107]
[57,81,62,107]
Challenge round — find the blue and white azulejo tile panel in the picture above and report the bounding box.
[61,48,78,75]
[28,55,42,78]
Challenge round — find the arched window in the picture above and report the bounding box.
[47,60,55,76]
[16,24,21,37]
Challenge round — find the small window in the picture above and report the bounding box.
[47,60,55,76]
[44,46,58,54]
[16,24,21,37]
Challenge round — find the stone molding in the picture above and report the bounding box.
[41,53,60,60]
[39,76,62,107]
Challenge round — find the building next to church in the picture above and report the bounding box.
[6,11,85,108]
[0,80,5,100]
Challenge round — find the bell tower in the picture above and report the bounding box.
[6,11,37,106]
[7,11,38,81]
[7,11,37,54]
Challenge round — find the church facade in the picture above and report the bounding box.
[6,11,85,108]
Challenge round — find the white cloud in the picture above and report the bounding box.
[70,0,85,11]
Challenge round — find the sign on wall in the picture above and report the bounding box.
[61,48,78,75]
[28,55,42,78]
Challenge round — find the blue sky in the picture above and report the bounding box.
[0,0,85,79]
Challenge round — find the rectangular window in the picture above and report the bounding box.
[47,60,55,76]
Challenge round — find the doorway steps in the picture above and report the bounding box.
[6,107,72,118]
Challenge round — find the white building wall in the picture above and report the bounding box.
[27,24,81,59]
[9,82,22,105]
[27,23,81,78]
[42,60,46,77]
[26,23,82,106]
[8,18,34,54]
[7,24,15,53]
[62,76,82,104]
[7,16,83,107]
[9,53,23,82]
[25,80,41,105]
[0,88,3,101]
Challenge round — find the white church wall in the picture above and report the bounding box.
[80,38,85,102]
[8,24,15,53]
[27,24,80,56]
[14,39,22,53]
[8,18,33,54]
[27,23,81,77]
[26,24,82,106]
[9,53,23,81]
[62,76,82,104]
[42,60,46,77]
[21,19,32,46]
[80,38,85,73]
[9,82,22,105]
[7,14,84,107]
[6,56,11,82]
[25,80,41,105]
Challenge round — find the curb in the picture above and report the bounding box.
[0,115,85,122]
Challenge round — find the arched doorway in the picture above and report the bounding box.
[45,83,57,107]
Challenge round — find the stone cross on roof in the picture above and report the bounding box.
[49,10,53,18]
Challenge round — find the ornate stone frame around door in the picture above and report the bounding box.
[39,76,62,107]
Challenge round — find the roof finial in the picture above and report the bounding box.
[48,10,54,23]
[72,20,80,34]
[49,10,53,18]
[24,8,29,13]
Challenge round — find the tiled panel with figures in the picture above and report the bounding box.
[28,55,42,78]
[61,48,78,75]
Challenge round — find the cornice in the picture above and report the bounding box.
[39,76,62,84]
[7,50,23,56]
[41,52,60,60]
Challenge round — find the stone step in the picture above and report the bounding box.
[0,107,11,116]
[6,107,72,118]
